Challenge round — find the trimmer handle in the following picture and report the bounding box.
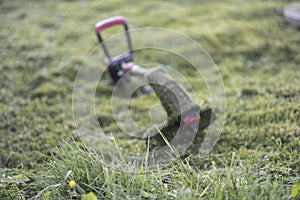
[95,16,133,66]
[95,16,127,33]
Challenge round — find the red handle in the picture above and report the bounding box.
[95,16,127,33]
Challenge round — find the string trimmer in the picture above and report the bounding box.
[95,16,212,153]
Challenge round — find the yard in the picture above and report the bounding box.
[0,0,299,199]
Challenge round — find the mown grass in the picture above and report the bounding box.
[0,0,299,199]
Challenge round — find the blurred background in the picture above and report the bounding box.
[0,0,299,198]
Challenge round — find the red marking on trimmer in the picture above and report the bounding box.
[181,114,200,130]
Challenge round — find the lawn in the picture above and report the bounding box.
[0,0,299,199]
